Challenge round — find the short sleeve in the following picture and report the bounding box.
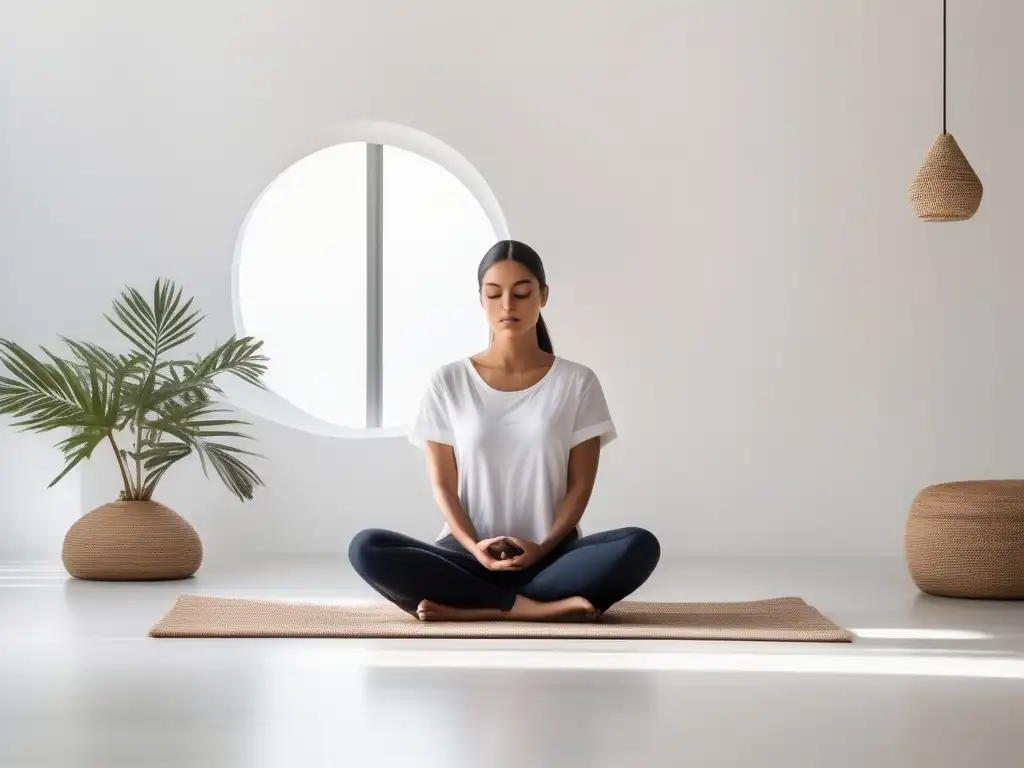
[408,375,455,449]
[571,372,617,449]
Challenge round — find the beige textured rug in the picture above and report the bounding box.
[149,594,852,642]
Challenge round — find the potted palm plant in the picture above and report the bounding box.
[0,278,269,581]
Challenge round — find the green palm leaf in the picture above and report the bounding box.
[0,339,135,488]
[50,427,110,488]
[137,394,265,500]
[184,335,269,391]
[193,440,265,501]
[1,278,269,502]
[105,278,206,361]
[138,441,192,500]
[0,340,121,432]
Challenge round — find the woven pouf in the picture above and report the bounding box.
[62,500,203,581]
[905,481,1024,599]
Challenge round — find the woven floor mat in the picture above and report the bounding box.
[150,594,852,642]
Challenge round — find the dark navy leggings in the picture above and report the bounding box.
[348,526,660,616]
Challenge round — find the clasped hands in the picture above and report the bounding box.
[473,536,544,571]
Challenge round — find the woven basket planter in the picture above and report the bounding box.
[905,481,1024,599]
[908,133,983,221]
[62,500,203,581]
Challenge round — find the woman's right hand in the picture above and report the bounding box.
[472,537,513,571]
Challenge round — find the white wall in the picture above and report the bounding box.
[2,0,1023,559]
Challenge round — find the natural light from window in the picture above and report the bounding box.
[382,145,496,427]
[236,139,498,431]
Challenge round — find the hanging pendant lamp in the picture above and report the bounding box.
[908,0,982,221]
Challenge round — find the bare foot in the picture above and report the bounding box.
[508,595,600,622]
[416,600,505,622]
[416,596,600,623]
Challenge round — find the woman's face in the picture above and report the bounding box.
[480,260,548,344]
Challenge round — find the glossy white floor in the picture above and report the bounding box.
[1,555,1022,768]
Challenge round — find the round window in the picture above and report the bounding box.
[232,123,507,433]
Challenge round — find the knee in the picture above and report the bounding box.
[347,528,392,575]
[622,527,661,571]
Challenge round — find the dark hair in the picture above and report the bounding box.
[477,240,553,354]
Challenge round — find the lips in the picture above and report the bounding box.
[500,318,519,324]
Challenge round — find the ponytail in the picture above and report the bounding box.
[536,314,553,354]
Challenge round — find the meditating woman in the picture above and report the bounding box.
[348,240,660,622]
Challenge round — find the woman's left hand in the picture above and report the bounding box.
[498,538,544,570]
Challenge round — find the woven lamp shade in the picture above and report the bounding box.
[908,133,983,221]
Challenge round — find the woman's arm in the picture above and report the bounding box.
[539,436,602,556]
[424,440,480,550]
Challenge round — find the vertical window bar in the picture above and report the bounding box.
[366,143,384,428]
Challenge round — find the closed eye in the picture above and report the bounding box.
[486,292,533,300]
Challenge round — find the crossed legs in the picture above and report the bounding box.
[348,526,660,621]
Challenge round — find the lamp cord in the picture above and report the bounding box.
[943,0,947,134]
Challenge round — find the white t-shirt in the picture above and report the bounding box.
[408,356,617,543]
